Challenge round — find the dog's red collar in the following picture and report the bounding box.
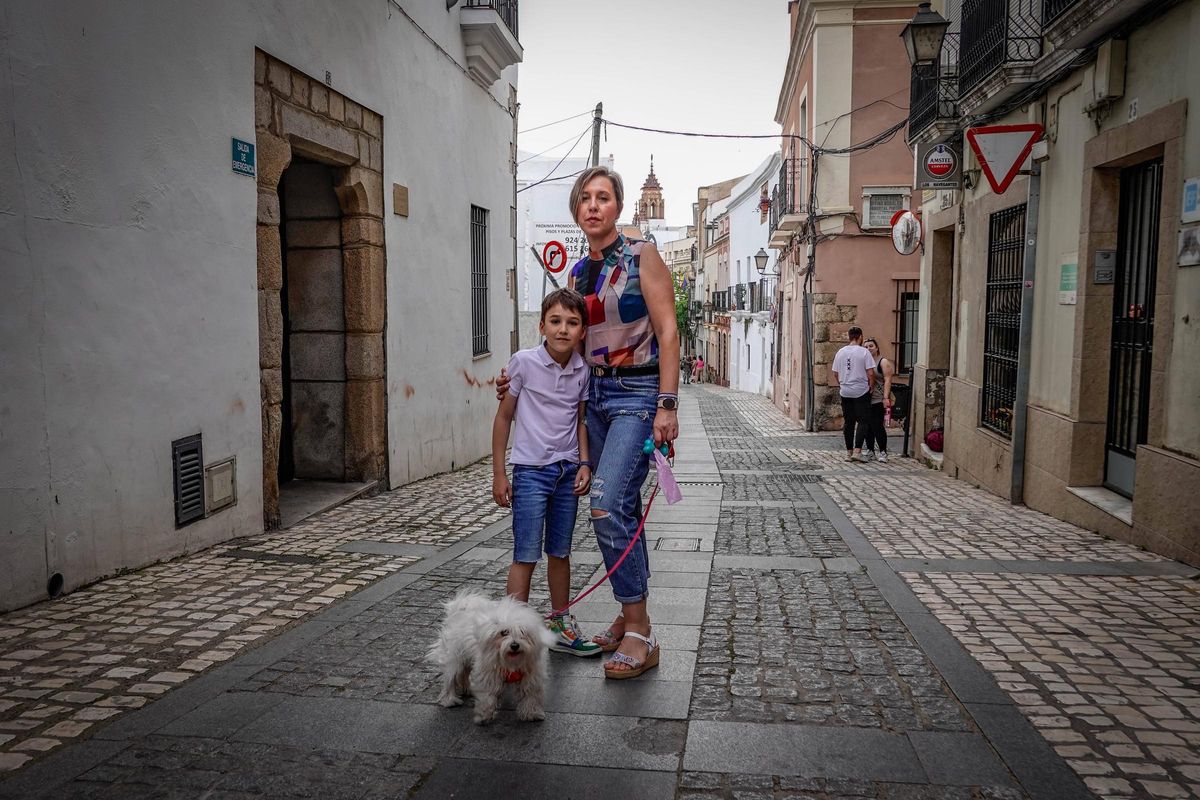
[503,669,524,684]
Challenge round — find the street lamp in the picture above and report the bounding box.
[899,2,950,66]
[754,248,770,275]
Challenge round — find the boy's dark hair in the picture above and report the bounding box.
[541,288,588,325]
[848,326,863,340]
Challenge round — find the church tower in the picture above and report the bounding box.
[636,156,665,224]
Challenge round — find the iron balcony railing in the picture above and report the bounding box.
[1043,0,1079,25]
[465,0,518,39]
[768,157,806,236]
[908,32,960,139]
[748,280,771,313]
[960,0,1042,98]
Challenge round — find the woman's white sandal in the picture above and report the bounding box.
[603,631,659,680]
[591,613,624,653]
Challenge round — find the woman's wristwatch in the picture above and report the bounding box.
[657,393,678,411]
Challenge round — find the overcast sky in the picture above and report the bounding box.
[516,0,791,227]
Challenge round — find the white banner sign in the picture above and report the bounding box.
[533,222,587,261]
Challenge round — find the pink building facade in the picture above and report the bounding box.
[771,0,919,429]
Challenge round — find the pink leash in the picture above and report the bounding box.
[544,482,660,620]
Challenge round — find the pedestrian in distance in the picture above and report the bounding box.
[496,166,681,679]
[863,338,894,463]
[682,354,695,384]
[693,355,705,384]
[491,288,603,658]
[831,326,876,462]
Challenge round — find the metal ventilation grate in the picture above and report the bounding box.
[172,434,205,527]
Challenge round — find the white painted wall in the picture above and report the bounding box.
[0,0,519,610]
[728,155,779,398]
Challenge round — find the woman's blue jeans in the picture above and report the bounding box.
[586,373,656,604]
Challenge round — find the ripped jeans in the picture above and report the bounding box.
[586,373,657,604]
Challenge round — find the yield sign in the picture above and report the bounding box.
[966,124,1043,194]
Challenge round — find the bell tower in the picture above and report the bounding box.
[636,156,665,223]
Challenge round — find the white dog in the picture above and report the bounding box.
[427,590,555,724]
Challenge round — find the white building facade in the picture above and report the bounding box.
[727,154,781,398]
[0,1,522,610]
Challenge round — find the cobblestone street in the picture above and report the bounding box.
[1,386,1197,799]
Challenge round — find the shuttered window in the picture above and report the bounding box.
[172,434,205,527]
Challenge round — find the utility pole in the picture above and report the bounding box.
[589,102,603,167]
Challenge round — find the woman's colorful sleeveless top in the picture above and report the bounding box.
[569,234,658,368]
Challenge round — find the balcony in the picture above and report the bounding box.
[906,33,960,146]
[460,0,522,86]
[1043,0,1161,49]
[768,157,806,249]
[958,0,1042,115]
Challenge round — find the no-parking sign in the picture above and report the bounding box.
[542,240,568,273]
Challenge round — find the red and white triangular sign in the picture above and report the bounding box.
[966,124,1043,194]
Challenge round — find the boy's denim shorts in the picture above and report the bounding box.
[511,460,579,563]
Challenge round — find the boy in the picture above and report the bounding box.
[492,288,601,657]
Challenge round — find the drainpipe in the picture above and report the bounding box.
[511,95,521,354]
[1010,146,1044,504]
[802,248,816,431]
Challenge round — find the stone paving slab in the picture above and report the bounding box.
[5,736,435,800]
[335,540,440,558]
[888,557,1198,577]
[413,759,677,800]
[232,696,462,755]
[684,720,928,782]
[450,712,685,772]
[910,729,1019,787]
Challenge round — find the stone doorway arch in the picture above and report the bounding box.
[254,50,387,529]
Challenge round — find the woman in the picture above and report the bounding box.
[863,338,893,463]
[498,166,680,679]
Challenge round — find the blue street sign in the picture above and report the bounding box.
[232,138,256,177]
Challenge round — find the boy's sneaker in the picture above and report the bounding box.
[877,451,888,463]
[547,614,602,657]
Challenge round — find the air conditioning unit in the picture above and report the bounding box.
[1084,39,1126,112]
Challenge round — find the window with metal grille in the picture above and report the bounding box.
[172,434,205,527]
[471,205,489,357]
[893,280,920,374]
[980,204,1026,437]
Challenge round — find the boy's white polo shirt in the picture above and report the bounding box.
[506,343,588,467]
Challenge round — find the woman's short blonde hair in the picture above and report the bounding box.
[568,166,624,223]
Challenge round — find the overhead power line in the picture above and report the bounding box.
[517,125,590,193]
[518,123,594,165]
[600,118,810,148]
[516,169,586,194]
[518,109,593,135]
